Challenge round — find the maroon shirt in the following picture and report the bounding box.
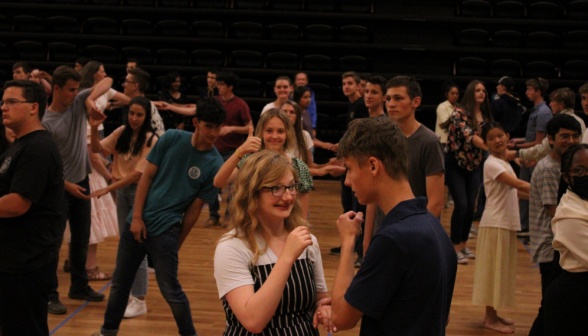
[214,95,251,152]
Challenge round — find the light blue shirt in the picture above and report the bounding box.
[525,101,552,143]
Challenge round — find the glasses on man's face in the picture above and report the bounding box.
[557,133,582,141]
[261,183,301,197]
[0,99,33,108]
[570,167,588,176]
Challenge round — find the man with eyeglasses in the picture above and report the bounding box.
[92,97,225,336]
[121,68,165,136]
[0,80,64,335]
[528,114,581,331]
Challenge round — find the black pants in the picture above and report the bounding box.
[544,270,588,335]
[0,264,52,336]
[340,174,366,256]
[529,255,562,336]
[49,177,92,300]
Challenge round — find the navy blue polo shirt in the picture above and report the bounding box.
[345,197,457,336]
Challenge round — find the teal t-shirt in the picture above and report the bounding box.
[127,130,223,236]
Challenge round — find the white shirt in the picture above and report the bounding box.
[214,230,327,300]
[479,155,521,231]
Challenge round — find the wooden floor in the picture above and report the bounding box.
[48,180,541,336]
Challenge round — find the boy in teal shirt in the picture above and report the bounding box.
[94,98,226,336]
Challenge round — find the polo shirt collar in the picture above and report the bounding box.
[380,197,429,230]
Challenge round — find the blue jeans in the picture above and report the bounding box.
[116,184,148,297]
[208,150,235,219]
[49,176,92,299]
[101,222,196,336]
[445,154,481,245]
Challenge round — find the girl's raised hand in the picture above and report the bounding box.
[282,226,313,264]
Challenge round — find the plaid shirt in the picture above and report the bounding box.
[529,155,560,264]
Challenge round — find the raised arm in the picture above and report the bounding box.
[223,227,313,333]
[153,101,196,116]
[213,127,261,188]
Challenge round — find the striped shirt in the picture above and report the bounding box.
[529,155,560,264]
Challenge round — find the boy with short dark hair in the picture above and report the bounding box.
[93,97,226,336]
[330,117,457,336]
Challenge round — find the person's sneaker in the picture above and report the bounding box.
[462,247,476,259]
[457,251,468,265]
[354,256,363,268]
[470,225,479,235]
[469,232,475,239]
[204,217,219,228]
[68,287,105,302]
[124,296,147,318]
[48,299,67,315]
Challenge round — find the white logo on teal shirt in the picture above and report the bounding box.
[188,166,201,179]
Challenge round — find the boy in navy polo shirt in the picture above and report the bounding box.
[93,98,226,336]
[329,117,457,336]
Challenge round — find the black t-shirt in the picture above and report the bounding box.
[0,130,65,273]
[347,97,369,126]
[345,198,458,336]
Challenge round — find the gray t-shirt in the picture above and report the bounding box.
[525,101,552,143]
[42,88,92,183]
[374,124,445,235]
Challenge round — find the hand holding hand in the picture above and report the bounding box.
[282,226,313,263]
[313,304,336,334]
[65,183,90,200]
[238,127,262,156]
[329,143,339,152]
[336,211,364,242]
[89,113,106,128]
[130,217,147,243]
[86,99,105,121]
[90,188,110,199]
[328,166,346,177]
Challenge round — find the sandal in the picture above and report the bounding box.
[63,259,70,273]
[87,267,111,281]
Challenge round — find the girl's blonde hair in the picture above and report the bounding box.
[225,150,306,266]
[255,108,296,154]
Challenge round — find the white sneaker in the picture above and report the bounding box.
[124,296,147,318]
[462,247,475,259]
[456,251,468,264]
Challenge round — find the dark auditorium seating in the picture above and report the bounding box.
[525,31,557,48]
[563,30,588,49]
[194,0,227,9]
[156,49,188,65]
[125,0,156,6]
[493,30,523,48]
[494,1,525,18]
[13,15,44,33]
[0,15,8,31]
[232,22,264,39]
[192,21,224,38]
[89,0,121,5]
[528,1,559,19]
[0,43,13,60]
[234,79,263,98]
[13,41,46,61]
[157,20,188,36]
[456,57,487,76]
[305,24,334,42]
[230,50,264,68]
[48,42,78,62]
[460,0,491,17]
[338,55,368,72]
[160,0,191,7]
[85,18,119,35]
[122,19,153,36]
[561,60,588,79]
[268,24,300,40]
[269,0,302,11]
[567,0,588,20]
[307,83,332,101]
[340,0,371,13]
[234,0,265,9]
[339,25,370,43]
[190,75,207,95]
[491,59,521,77]
[306,0,336,12]
[458,28,490,47]
[46,16,80,33]
[122,46,153,64]
[303,54,334,71]
[191,49,224,67]
[525,60,557,78]
[85,45,119,63]
[267,52,299,69]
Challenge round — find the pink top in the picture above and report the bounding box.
[100,126,157,180]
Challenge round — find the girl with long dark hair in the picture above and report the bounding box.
[89,96,159,318]
[441,80,493,265]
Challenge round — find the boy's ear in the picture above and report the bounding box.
[192,117,199,127]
